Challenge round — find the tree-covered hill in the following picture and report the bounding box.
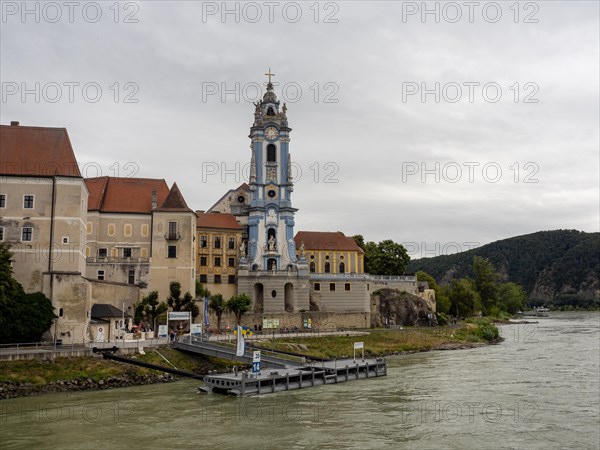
[406,230,600,308]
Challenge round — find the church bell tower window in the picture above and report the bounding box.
[267,144,276,162]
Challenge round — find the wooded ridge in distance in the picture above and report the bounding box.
[406,230,600,309]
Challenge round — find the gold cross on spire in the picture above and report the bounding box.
[265,68,275,83]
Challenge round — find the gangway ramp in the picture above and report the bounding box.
[173,335,305,369]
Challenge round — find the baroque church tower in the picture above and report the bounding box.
[237,70,309,315]
[246,70,298,271]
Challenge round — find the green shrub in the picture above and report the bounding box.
[472,318,499,341]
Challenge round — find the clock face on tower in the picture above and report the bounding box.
[266,184,278,199]
[265,126,278,140]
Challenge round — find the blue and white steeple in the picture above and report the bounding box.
[246,70,297,271]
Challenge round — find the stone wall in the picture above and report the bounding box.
[309,281,370,313]
[47,273,92,345]
[206,310,370,330]
[237,270,310,313]
[371,280,419,295]
[89,279,141,310]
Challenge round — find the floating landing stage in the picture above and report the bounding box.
[199,358,387,396]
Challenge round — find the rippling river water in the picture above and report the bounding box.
[1,312,598,449]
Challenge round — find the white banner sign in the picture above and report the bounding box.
[253,351,261,363]
[191,323,202,335]
[158,325,168,338]
[354,342,364,349]
[168,311,191,320]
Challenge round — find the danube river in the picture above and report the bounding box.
[1,312,598,449]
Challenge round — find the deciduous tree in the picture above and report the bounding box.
[0,243,55,343]
[167,281,199,320]
[209,294,226,331]
[448,278,481,318]
[226,294,252,325]
[134,290,168,330]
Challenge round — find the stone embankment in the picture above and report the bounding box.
[0,372,176,400]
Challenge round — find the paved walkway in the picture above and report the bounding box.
[0,338,169,360]
[206,329,368,343]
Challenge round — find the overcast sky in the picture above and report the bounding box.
[1,1,598,259]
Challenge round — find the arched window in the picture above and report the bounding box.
[310,262,316,273]
[324,262,331,273]
[339,262,345,274]
[267,144,276,162]
[267,107,275,116]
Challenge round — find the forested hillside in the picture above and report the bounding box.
[406,230,600,308]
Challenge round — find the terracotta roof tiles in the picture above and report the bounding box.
[0,124,81,177]
[154,182,194,213]
[86,177,170,214]
[294,231,364,253]
[196,212,242,230]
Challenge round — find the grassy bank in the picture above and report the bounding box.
[0,347,219,389]
[0,357,129,386]
[1,321,500,398]
[261,320,501,359]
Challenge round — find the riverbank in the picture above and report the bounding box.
[257,321,501,360]
[0,348,220,400]
[1,321,501,399]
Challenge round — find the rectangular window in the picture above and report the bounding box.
[345,283,351,291]
[214,275,222,284]
[123,248,132,258]
[329,283,336,292]
[199,274,207,283]
[128,270,135,284]
[200,256,207,266]
[214,257,221,267]
[167,221,178,240]
[168,245,177,258]
[98,248,107,258]
[62,237,69,244]
[314,282,320,291]
[0,227,3,241]
[228,275,236,284]
[97,270,105,281]
[228,257,235,267]
[200,236,207,248]
[168,221,177,235]
[214,236,221,249]
[23,195,34,209]
[228,237,235,249]
[22,227,33,242]
[0,194,5,208]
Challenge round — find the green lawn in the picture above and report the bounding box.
[259,325,494,359]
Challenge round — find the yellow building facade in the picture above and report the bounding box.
[196,212,242,299]
[295,231,364,275]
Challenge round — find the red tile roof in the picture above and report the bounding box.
[196,212,242,230]
[86,177,170,214]
[154,183,194,213]
[0,124,81,177]
[294,231,364,253]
